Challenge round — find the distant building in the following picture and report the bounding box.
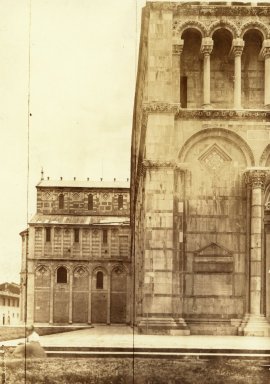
[0,282,20,325]
[131,1,270,336]
[21,177,131,325]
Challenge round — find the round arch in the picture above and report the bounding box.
[35,264,51,273]
[208,21,238,39]
[92,265,108,276]
[72,264,89,274]
[178,128,255,166]
[240,21,269,40]
[259,144,270,167]
[54,264,70,273]
[110,263,129,274]
[175,21,207,39]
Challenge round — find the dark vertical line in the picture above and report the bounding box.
[132,2,138,384]
[25,0,32,383]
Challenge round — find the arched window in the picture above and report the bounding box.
[74,228,80,243]
[102,229,108,244]
[59,194,64,209]
[88,194,93,210]
[96,271,103,289]
[118,195,123,209]
[57,266,67,284]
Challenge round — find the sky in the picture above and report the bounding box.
[0,0,150,284]
[0,0,262,284]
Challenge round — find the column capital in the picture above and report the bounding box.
[200,37,213,56]
[172,39,184,55]
[231,38,245,57]
[260,39,270,60]
[244,168,270,188]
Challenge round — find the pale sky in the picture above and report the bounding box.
[0,0,149,284]
[0,0,259,284]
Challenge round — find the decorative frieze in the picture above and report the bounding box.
[175,109,270,120]
[142,103,270,120]
[142,160,187,173]
[149,2,270,18]
[172,13,270,40]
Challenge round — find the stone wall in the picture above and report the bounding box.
[37,188,130,216]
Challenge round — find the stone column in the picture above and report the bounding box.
[49,268,54,324]
[200,37,213,108]
[232,38,244,110]
[107,273,111,325]
[88,271,92,324]
[261,40,270,109]
[69,269,73,324]
[172,40,184,105]
[241,168,270,336]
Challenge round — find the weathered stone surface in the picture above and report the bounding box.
[132,1,270,336]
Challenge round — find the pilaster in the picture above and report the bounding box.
[137,161,189,335]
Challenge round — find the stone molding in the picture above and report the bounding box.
[244,168,270,189]
[178,128,255,166]
[208,20,239,38]
[175,109,270,121]
[142,160,187,172]
[173,20,208,38]
[33,261,131,274]
[240,21,270,39]
[149,2,270,17]
[142,103,180,114]
[259,144,270,166]
[142,103,270,121]
[173,15,270,40]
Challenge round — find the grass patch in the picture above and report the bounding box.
[2,357,269,384]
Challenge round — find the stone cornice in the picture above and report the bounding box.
[175,109,270,121]
[142,103,270,121]
[148,2,270,17]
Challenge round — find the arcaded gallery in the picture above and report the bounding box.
[131,1,270,336]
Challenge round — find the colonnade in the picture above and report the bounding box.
[173,37,270,109]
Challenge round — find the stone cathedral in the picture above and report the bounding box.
[131,1,270,336]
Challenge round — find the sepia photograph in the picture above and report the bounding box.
[1,0,270,383]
